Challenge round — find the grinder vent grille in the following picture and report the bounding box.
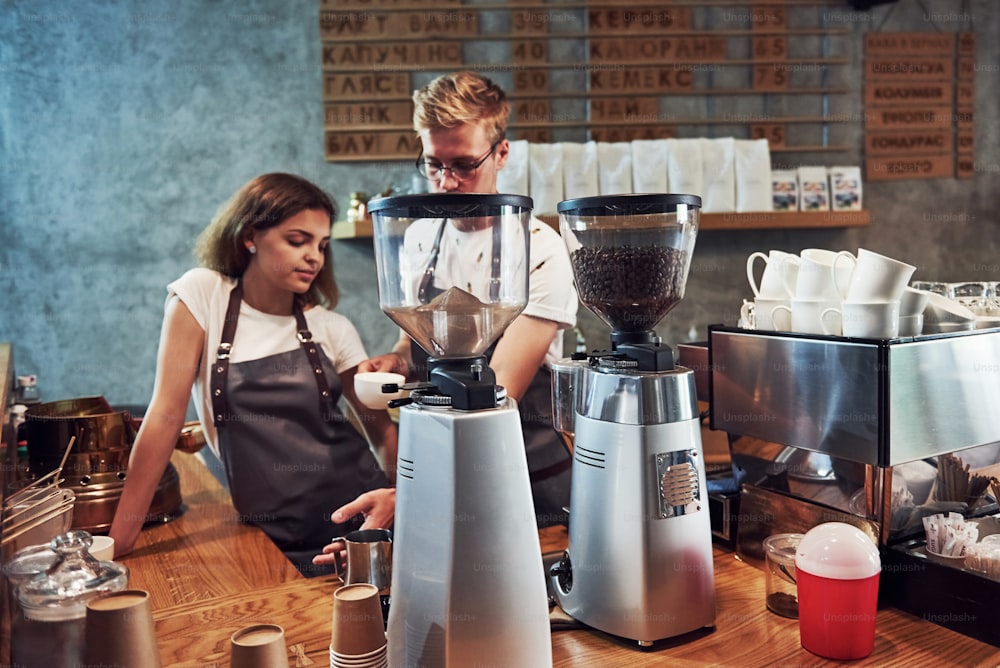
[661,462,698,505]
[655,450,701,518]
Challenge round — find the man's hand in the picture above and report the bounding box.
[313,488,396,567]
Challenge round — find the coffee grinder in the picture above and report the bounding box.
[367,193,552,668]
[549,194,715,646]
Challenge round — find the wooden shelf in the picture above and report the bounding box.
[333,210,870,240]
[332,217,373,240]
[702,209,870,230]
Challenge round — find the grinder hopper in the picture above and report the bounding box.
[560,193,700,346]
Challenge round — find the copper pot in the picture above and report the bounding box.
[24,396,135,483]
[23,396,184,533]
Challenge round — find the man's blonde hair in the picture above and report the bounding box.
[412,71,509,144]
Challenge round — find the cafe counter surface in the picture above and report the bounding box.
[119,452,999,667]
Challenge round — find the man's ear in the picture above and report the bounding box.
[494,138,510,170]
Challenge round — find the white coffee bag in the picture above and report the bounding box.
[597,142,633,195]
[630,139,669,193]
[497,139,529,196]
[701,138,736,213]
[528,143,564,215]
[734,139,773,212]
[562,141,600,200]
[666,138,704,200]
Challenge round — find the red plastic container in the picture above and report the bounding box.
[795,522,881,660]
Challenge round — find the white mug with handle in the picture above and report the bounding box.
[833,249,916,302]
[747,250,797,299]
[786,249,852,301]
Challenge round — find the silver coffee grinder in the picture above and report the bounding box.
[367,193,552,668]
[549,193,716,646]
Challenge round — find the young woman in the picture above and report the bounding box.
[109,173,396,575]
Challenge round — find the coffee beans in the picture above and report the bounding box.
[571,245,689,331]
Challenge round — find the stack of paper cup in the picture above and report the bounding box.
[330,583,387,667]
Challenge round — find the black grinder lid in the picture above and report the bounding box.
[557,193,702,216]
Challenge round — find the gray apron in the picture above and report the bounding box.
[211,283,390,575]
[415,221,571,527]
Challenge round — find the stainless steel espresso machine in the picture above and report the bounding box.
[549,194,716,646]
[367,194,551,668]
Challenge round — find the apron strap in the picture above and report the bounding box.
[212,282,335,428]
[418,218,503,303]
[489,218,501,302]
[211,281,243,427]
[292,301,335,415]
[417,218,448,304]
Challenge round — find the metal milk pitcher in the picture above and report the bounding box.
[337,528,392,625]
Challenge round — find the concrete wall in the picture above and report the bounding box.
[1,0,998,409]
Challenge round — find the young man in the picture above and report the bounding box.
[354,70,579,527]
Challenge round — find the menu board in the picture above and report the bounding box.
[321,1,853,162]
[863,32,975,181]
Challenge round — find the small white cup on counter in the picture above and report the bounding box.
[89,535,115,561]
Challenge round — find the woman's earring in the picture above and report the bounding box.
[248,245,257,254]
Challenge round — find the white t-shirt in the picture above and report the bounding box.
[400,216,578,366]
[168,268,368,457]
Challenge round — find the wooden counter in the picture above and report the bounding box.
[118,452,999,667]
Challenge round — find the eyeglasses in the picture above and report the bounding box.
[415,140,501,182]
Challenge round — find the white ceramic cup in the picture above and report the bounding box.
[747,250,797,299]
[773,298,840,335]
[89,535,115,561]
[822,301,900,338]
[784,249,853,301]
[833,249,916,302]
[899,287,932,317]
[898,313,924,337]
[353,372,407,410]
[756,298,792,331]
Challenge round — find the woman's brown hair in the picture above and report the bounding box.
[194,173,339,307]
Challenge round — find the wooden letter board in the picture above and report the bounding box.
[864,32,975,181]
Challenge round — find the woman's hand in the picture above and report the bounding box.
[312,488,396,567]
[358,352,408,375]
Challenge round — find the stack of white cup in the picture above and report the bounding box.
[818,249,917,338]
[776,249,855,335]
[744,248,925,338]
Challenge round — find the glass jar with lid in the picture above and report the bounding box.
[5,530,129,667]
